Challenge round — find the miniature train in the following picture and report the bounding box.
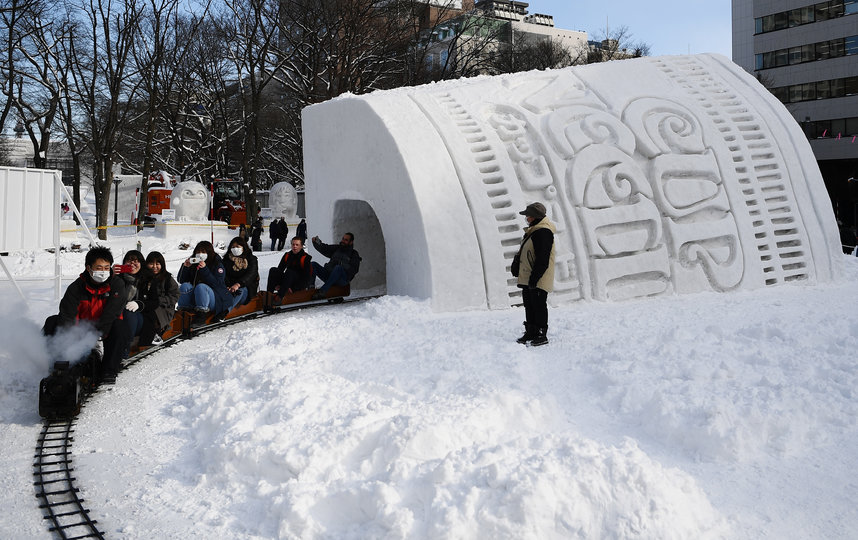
[38,285,350,420]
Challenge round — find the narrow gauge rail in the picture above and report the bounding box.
[34,287,377,539]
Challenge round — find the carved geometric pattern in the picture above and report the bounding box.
[295,54,841,312]
[407,55,830,307]
[650,56,811,286]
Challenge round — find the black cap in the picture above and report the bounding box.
[519,202,546,219]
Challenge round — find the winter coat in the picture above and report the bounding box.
[250,221,263,242]
[224,251,260,302]
[177,254,234,313]
[296,220,307,242]
[269,219,279,239]
[140,273,180,329]
[312,239,361,281]
[119,271,140,303]
[57,272,126,337]
[275,249,313,290]
[516,217,555,293]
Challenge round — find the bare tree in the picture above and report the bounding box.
[65,0,144,239]
[587,24,650,63]
[0,0,41,135]
[11,0,71,169]
[493,28,584,74]
[126,0,214,226]
[217,0,296,222]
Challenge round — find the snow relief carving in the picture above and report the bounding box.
[170,180,210,221]
[270,181,299,221]
[302,54,842,311]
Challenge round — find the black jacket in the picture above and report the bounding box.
[276,250,313,289]
[251,221,263,242]
[224,251,260,302]
[57,272,126,337]
[526,226,553,289]
[312,239,361,281]
[140,273,180,328]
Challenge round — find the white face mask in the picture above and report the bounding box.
[230,247,243,257]
[91,270,110,283]
[195,252,208,262]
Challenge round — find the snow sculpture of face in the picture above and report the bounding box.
[270,182,298,220]
[170,181,210,221]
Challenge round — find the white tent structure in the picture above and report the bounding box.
[0,167,94,301]
[303,54,843,311]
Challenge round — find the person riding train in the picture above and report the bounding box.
[42,246,130,384]
[267,236,313,301]
[177,241,234,327]
[310,233,361,300]
[135,251,180,346]
[223,237,259,309]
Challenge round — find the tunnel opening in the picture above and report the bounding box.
[332,199,386,293]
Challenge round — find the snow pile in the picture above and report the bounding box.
[0,223,856,539]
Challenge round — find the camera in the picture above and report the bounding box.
[188,257,202,264]
[113,263,134,274]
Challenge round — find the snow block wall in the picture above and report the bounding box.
[303,54,842,311]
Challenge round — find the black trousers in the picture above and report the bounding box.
[521,287,548,329]
[267,267,308,294]
[43,315,131,377]
[137,312,164,346]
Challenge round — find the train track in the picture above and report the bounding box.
[33,293,380,538]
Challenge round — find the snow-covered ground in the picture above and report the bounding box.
[1,220,857,538]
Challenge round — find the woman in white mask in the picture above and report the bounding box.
[223,236,259,311]
[176,240,233,327]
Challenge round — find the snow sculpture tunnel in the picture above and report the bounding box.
[302,54,843,312]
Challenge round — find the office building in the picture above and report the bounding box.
[732,0,858,228]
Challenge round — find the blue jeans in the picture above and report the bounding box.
[311,262,348,293]
[178,282,216,311]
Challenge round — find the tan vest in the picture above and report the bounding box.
[517,218,556,292]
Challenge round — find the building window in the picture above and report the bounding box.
[755,0,857,35]
[802,116,858,138]
[755,35,858,69]
[771,75,858,103]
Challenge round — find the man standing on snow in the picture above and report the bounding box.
[310,233,361,299]
[511,202,555,346]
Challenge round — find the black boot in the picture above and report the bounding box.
[516,323,536,344]
[530,327,548,347]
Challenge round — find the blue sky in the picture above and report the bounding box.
[529,0,733,58]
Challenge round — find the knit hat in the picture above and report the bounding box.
[519,202,547,219]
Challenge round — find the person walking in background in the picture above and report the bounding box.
[296,219,307,244]
[269,218,280,251]
[277,219,289,250]
[310,233,361,300]
[511,202,555,346]
[250,219,263,252]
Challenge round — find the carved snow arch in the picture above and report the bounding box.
[302,54,843,312]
